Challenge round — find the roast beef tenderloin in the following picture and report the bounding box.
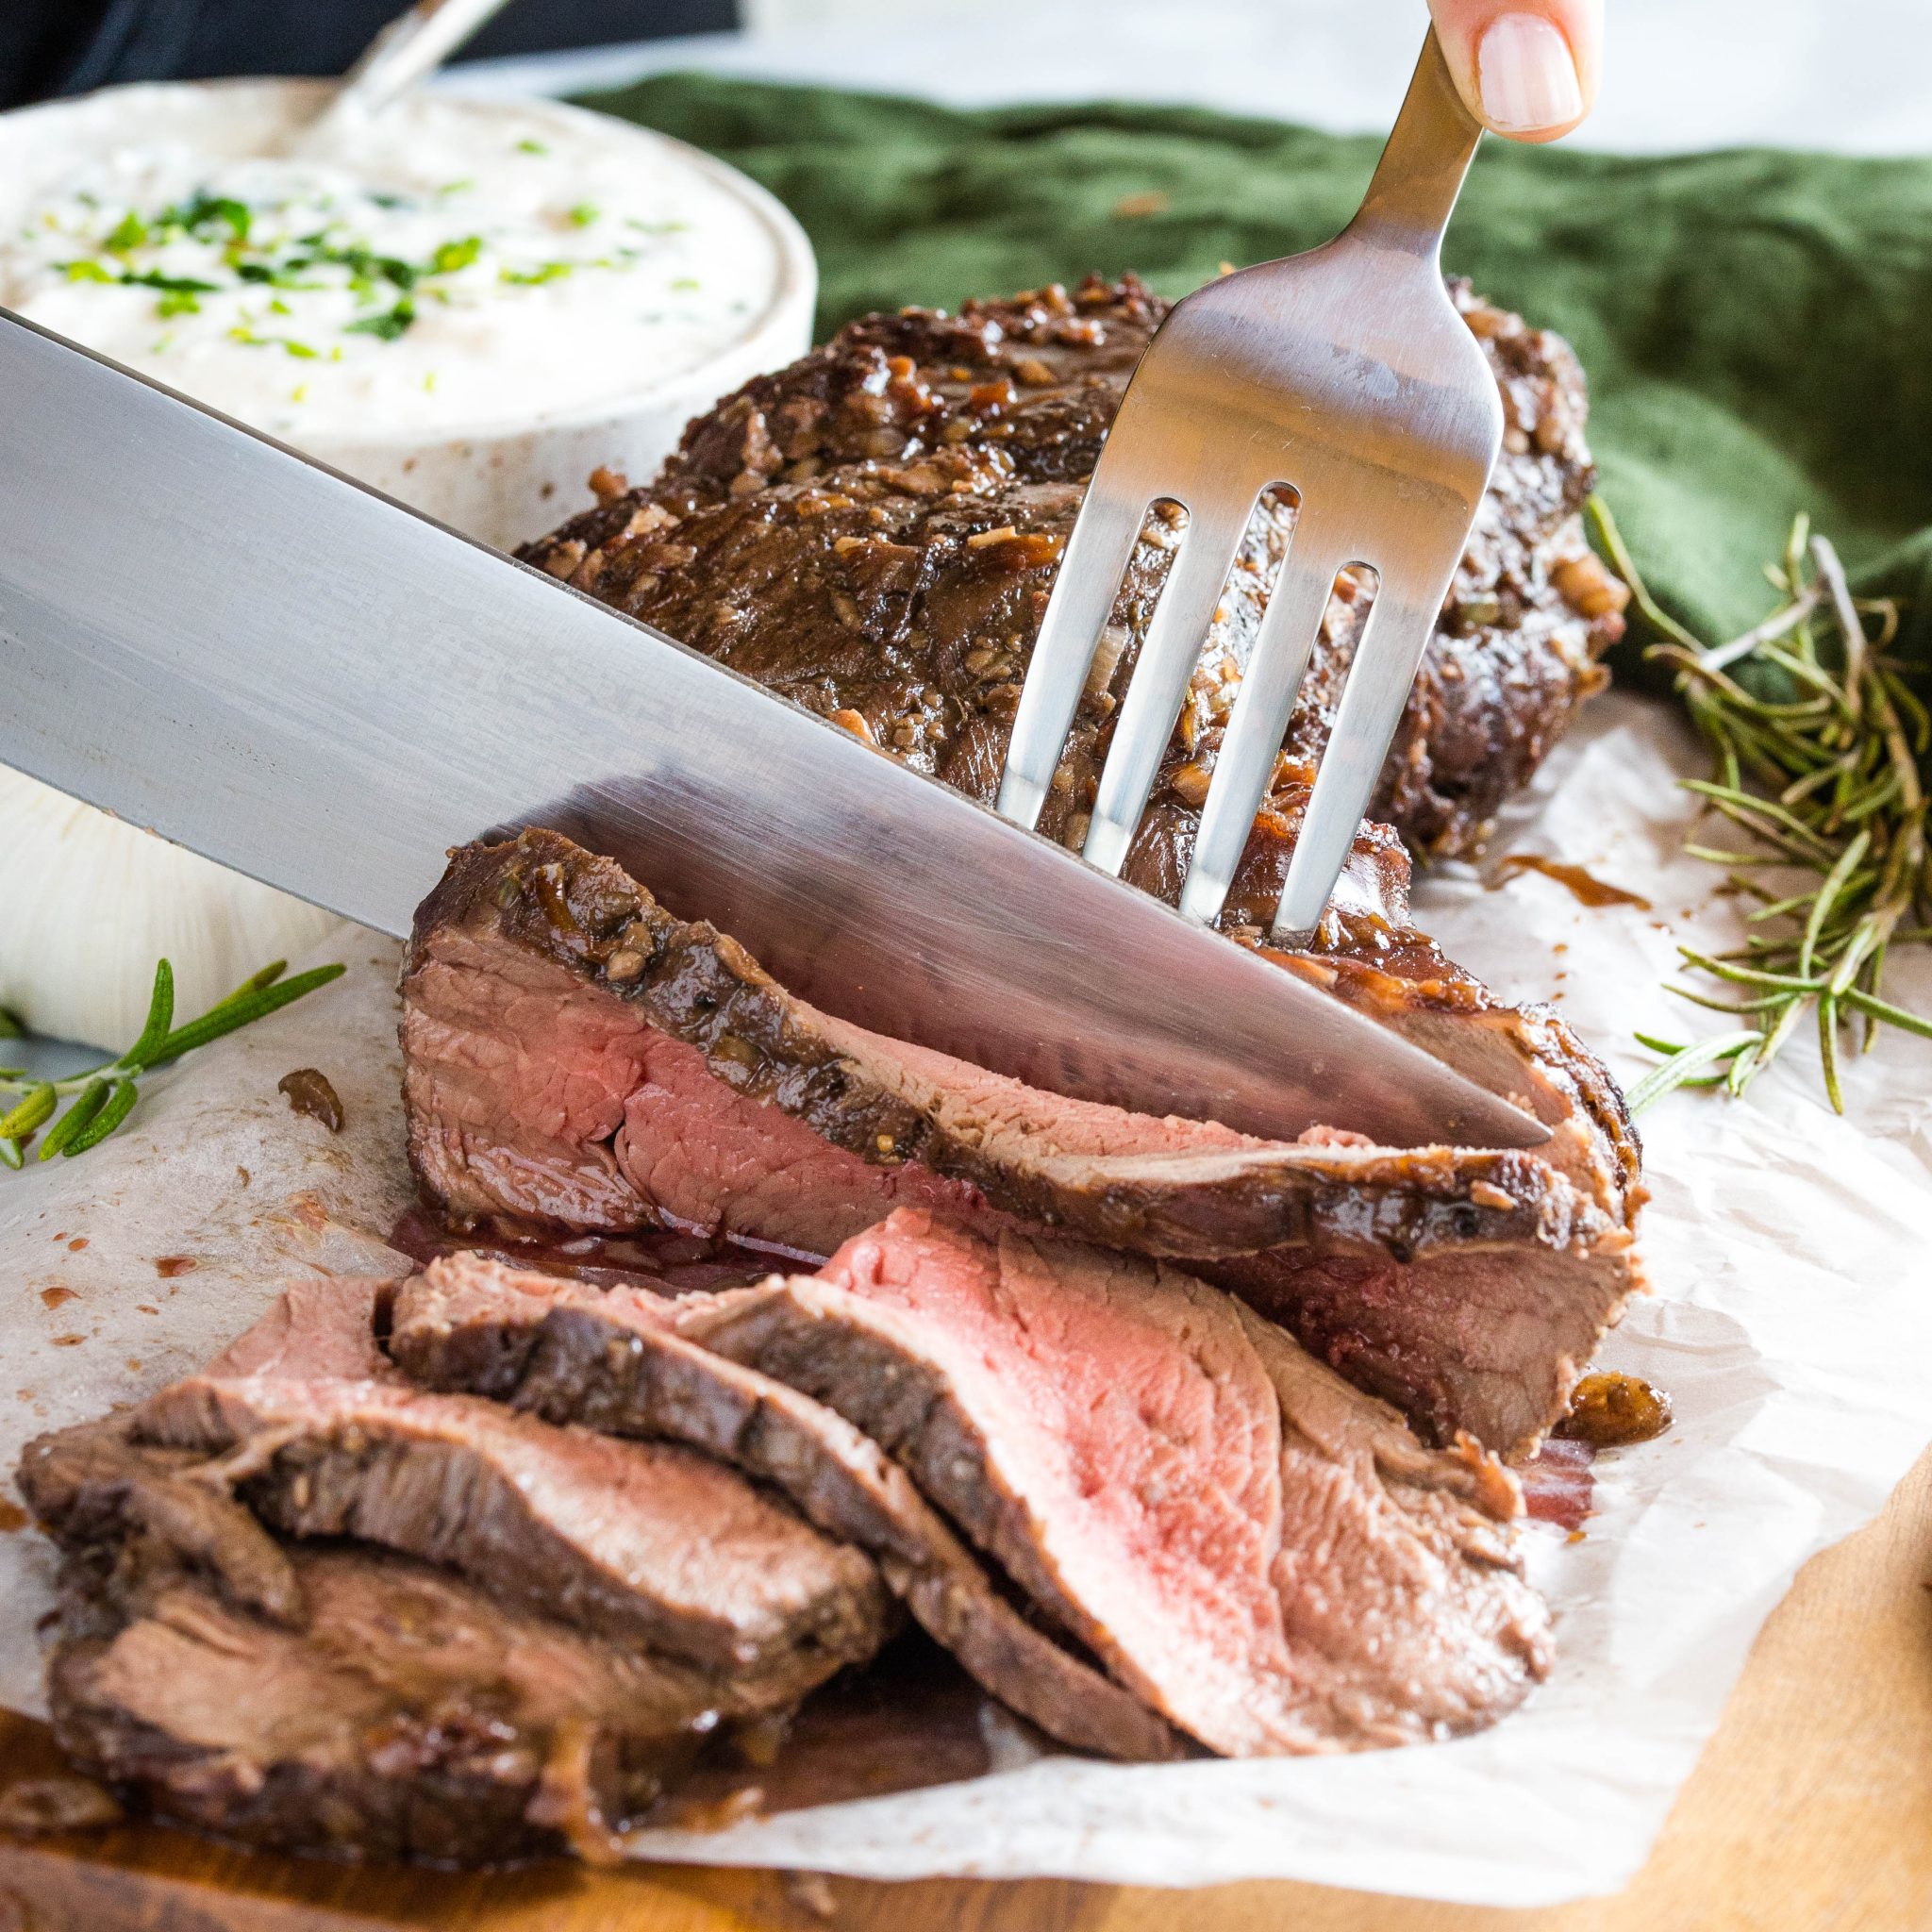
[402,830,1641,1454]
[520,276,1626,864]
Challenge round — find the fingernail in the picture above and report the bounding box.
[1476,13,1584,134]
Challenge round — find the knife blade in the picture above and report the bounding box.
[0,308,1547,1150]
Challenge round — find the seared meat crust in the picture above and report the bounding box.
[522,275,1625,863]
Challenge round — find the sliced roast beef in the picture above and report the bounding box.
[402,829,1641,1453]
[522,277,1626,863]
[17,1414,305,1630]
[130,1277,890,1676]
[21,1419,825,1862]
[17,1285,891,1862]
[391,1250,1186,1762]
[676,1209,1550,1757]
[46,1548,724,1864]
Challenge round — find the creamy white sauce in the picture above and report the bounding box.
[0,92,784,441]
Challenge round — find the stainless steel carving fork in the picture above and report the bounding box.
[996,28,1503,941]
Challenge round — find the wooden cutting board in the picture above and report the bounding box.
[3,1446,1928,1932]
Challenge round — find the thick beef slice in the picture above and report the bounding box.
[130,1277,887,1676]
[46,1548,756,1864]
[22,1417,826,1866]
[199,1274,398,1382]
[403,831,1640,1454]
[678,1210,1550,1756]
[391,1251,1185,1761]
[523,277,1624,863]
[17,1415,304,1629]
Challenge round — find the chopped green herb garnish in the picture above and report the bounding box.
[567,201,600,227]
[345,298,415,341]
[516,138,548,155]
[61,258,113,282]
[429,235,482,275]
[158,192,251,242]
[500,260,573,286]
[229,325,321,358]
[119,269,218,294]
[105,210,148,253]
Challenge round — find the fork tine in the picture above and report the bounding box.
[1177,533,1345,925]
[1271,570,1449,941]
[996,475,1153,832]
[1081,497,1257,877]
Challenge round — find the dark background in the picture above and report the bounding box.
[0,0,740,109]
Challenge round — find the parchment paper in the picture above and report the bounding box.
[4,691,1928,1904]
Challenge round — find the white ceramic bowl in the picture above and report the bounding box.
[0,77,817,549]
[0,79,815,1048]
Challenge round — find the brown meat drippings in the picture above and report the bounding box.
[1556,1372,1674,1447]
[1494,854,1652,910]
[660,1634,999,1824]
[277,1068,344,1132]
[388,1206,782,1297]
[0,1772,124,1834]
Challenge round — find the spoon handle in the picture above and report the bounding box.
[300,0,514,148]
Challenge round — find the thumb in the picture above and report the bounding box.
[1426,0,1600,143]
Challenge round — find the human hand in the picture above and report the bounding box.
[1425,0,1600,142]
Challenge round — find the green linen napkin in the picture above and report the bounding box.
[582,74,1932,677]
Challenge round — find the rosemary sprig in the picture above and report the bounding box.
[1590,498,1931,1114]
[0,958,344,1168]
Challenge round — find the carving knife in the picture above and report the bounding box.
[0,308,1547,1150]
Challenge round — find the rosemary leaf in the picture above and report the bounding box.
[1626,1030,1760,1115]
[0,1082,57,1141]
[222,960,289,1004]
[1841,986,1932,1040]
[1817,994,1845,1112]
[129,963,344,1070]
[126,958,175,1066]
[1664,983,1794,1015]
[1675,950,1825,992]
[62,1078,139,1157]
[1587,498,1703,651]
[1799,828,1871,978]
[38,1077,108,1160]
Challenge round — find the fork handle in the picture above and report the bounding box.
[1346,27,1485,260]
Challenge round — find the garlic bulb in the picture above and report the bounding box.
[0,767,341,1050]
